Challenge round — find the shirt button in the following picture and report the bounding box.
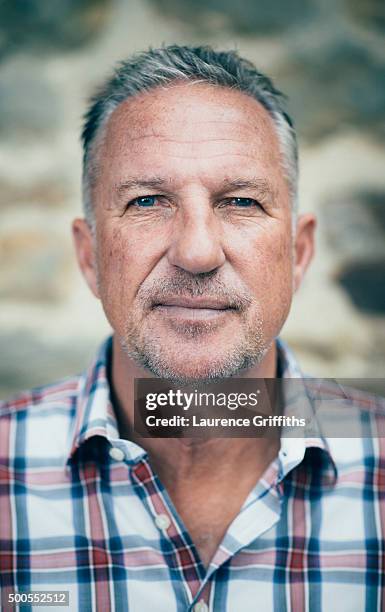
[193,601,208,612]
[154,513,171,530]
[109,446,125,462]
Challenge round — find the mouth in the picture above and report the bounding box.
[151,296,238,321]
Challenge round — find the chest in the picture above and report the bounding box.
[182,517,226,567]
[169,489,246,567]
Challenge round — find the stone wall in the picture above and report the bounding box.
[1,0,384,397]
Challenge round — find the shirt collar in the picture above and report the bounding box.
[67,335,337,484]
[277,338,338,486]
[67,337,146,465]
[67,337,115,460]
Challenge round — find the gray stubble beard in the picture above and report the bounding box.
[119,307,271,385]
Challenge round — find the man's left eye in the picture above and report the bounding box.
[133,195,157,207]
[229,197,260,207]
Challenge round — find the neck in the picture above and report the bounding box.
[110,335,279,479]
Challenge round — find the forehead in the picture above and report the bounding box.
[98,82,284,187]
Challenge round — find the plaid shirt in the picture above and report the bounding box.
[1,337,385,612]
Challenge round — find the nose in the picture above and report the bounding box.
[167,205,226,275]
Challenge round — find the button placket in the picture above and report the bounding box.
[131,459,205,606]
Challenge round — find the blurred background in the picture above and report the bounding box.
[0,0,384,398]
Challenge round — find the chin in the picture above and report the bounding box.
[123,338,267,384]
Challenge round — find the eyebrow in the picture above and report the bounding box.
[116,178,169,196]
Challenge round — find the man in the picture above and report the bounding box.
[0,45,384,611]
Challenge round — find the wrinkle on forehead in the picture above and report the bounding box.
[103,82,278,148]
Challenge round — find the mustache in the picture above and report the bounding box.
[137,271,253,311]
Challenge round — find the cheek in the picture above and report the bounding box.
[268,229,293,284]
[95,226,140,311]
[239,228,294,310]
[95,223,165,315]
[98,227,127,277]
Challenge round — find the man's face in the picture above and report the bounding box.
[74,83,314,381]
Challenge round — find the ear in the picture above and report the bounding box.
[293,213,316,292]
[72,218,100,298]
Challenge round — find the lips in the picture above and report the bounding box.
[152,296,235,310]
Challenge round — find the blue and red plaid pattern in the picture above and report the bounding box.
[1,336,385,611]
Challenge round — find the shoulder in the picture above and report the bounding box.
[304,378,385,415]
[0,376,82,464]
[304,379,385,468]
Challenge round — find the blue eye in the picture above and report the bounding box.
[134,195,157,207]
[231,197,257,207]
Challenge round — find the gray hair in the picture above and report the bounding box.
[81,45,298,227]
